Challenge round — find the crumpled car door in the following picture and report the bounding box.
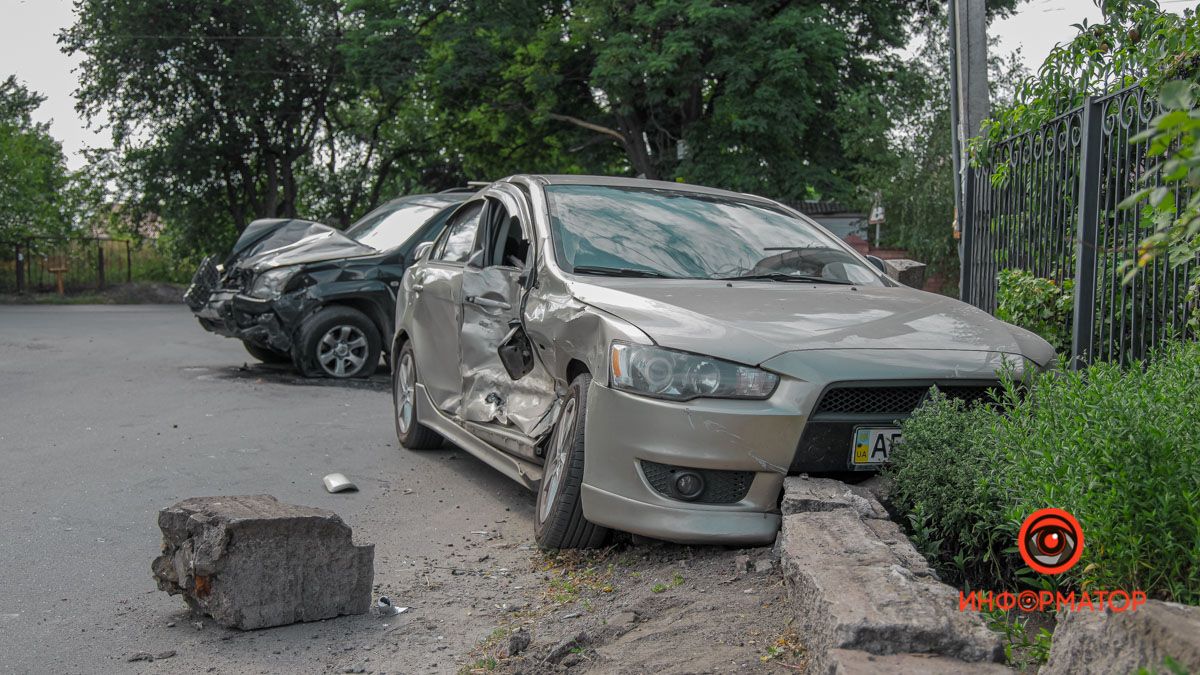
[457,199,558,439]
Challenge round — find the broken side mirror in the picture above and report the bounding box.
[497,321,535,380]
[413,241,434,262]
[866,255,887,274]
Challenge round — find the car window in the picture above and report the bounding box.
[344,201,445,251]
[436,201,483,263]
[482,199,530,268]
[543,184,882,284]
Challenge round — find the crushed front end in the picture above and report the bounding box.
[184,255,299,353]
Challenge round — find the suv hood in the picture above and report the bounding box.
[566,278,1032,366]
[228,218,376,273]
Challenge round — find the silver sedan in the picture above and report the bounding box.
[390,175,1053,548]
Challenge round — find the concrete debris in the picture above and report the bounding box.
[545,631,589,664]
[1041,600,1200,675]
[777,477,1002,672]
[151,495,374,630]
[881,259,927,289]
[322,473,358,493]
[506,627,532,657]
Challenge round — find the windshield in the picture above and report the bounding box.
[544,184,882,284]
[344,201,444,251]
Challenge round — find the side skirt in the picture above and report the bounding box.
[414,383,543,491]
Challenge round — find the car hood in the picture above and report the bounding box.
[229,218,377,273]
[565,278,1036,366]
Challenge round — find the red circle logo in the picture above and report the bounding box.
[1018,508,1084,575]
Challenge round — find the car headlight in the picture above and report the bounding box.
[248,266,299,299]
[609,342,779,401]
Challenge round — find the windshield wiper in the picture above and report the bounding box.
[716,273,854,285]
[571,265,673,278]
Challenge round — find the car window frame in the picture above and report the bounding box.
[431,199,484,264]
[478,196,532,271]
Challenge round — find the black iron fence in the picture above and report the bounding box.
[1,237,135,294]
[962,84,1196,366]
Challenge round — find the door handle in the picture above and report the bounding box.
[466,295,511,310]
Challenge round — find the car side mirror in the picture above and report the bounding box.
[413,241,434,262]
[866,255,887,274]
[466,249,486,269]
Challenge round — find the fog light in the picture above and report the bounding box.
[673,471,705,501]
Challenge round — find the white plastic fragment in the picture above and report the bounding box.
[323,473,358,493]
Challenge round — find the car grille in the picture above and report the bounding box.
[641,461,753,504]
[184,255,220,311]
[813,383,1000,416]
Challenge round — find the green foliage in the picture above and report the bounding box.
[0,76,72,241]
[885,392,1015,588]
[889,342,1200,604]
[983,609,1053,669]
[995,269,1075,353]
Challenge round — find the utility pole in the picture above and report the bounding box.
[950,0,989,300]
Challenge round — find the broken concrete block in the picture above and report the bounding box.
[825,649,1011,674]
[781,476,889,520]
[1041,600,1200,675]
[882,259,927,289]
[151,495,374,629]
[779,511,1001,668]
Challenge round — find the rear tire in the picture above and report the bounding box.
[295,306,380,379]
[393,341,443,450]
[242,340,291,364]
[534,373,609,549]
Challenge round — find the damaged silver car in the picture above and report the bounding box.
[390,175,1054,548]
[186,192,468,378]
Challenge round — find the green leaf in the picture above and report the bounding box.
[1159,80,1196,111]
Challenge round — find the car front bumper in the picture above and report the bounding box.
[193,291,295,353]
[579,348,1022,545]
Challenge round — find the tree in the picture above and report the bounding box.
[61,0,443,256]
[0,76,71,242]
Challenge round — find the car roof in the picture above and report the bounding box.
[516,174,781,207]
[379,192,471,209]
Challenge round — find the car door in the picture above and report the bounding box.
[458,190,557,439]
[408,200,484,414]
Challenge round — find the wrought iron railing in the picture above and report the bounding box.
[963,84,1196,366]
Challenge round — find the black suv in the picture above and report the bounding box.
[185,191,470,378]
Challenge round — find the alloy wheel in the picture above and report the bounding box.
[317,324,368,377]
[395,352,415,434]
[539,397,577,522]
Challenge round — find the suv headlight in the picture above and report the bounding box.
[609,342,779,401]
[248,266,299,299]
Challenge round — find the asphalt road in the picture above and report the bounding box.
[0,305,538,674]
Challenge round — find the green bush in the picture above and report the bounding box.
[887,342,1200,604]
[995,268,1074,353]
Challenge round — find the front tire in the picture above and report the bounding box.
[295,306,380,379]
[393,341,443,449]
[534,373,609,549]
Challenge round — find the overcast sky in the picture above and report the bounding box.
[0,0,1191,169]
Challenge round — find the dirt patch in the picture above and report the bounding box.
[0,282,186,305]
[455,542,803,674]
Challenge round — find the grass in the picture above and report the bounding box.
[650,572,685,594]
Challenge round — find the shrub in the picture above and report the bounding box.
[886,392,1018,588]
[888,342,1200,604]
[995,268,1074,353]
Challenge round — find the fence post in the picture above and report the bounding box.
[126,241,132,283]
[959,166,976,304]
[14,242,24,294]
[1071,96,1103,369]
[97,240,106,290]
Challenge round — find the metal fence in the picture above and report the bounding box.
[962,84,1196,366]
[1,237,134,294]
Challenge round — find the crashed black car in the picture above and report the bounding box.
[185,192,470,378]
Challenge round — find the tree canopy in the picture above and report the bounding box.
[0,76,72,242]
